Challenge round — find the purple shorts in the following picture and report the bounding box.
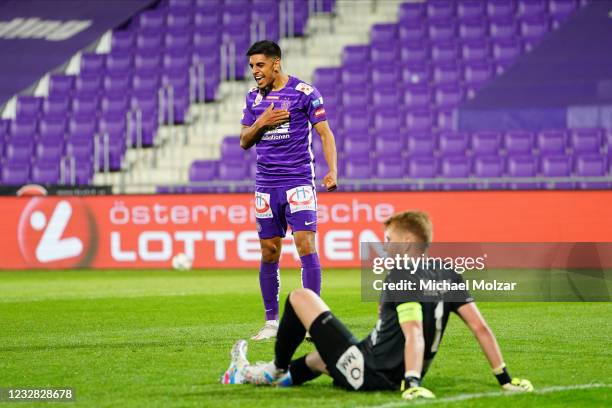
[254,185,318,239]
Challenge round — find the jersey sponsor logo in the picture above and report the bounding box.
[266,95,280,100]
[254,192,273,218]
[311,97,323,108]
[286,186,316,213]
[335,345,365,390]
[314,107,326,117]
[296,82,314,95]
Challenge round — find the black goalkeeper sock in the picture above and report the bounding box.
[274,295,306,370]
[289,355,321,385]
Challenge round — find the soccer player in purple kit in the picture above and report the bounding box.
[240,41,338,340]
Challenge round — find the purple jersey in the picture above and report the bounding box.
[241,76,327,188]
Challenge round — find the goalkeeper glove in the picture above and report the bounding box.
[493,364,534,392]
[502,378,534,392]
[401,375,435,400]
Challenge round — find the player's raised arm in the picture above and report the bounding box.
[397,302,435,400]
[456,302,534,392]
[313,120,338,191]
[240,103,290,150]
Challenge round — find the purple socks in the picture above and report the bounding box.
[259,262,280,320]
[300,253,321,295]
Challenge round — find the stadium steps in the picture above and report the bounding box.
[116,0,405,193]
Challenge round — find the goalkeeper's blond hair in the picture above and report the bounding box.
[383,211,433,245]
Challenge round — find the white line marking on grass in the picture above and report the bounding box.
[360,383,611,408]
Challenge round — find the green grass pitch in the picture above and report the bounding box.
[0,269,610,407]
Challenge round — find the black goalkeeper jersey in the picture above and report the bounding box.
[359,264,474,389]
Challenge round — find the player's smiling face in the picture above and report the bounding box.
[249,54,279,90]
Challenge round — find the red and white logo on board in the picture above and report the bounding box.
[17,198,95,267]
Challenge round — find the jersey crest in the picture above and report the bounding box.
[295,82,314,95]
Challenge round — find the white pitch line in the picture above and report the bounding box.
[359,383,611,408]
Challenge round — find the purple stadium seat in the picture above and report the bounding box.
[436,108,456,130]
[342,89,369,111]
[35,137,64,164]
[372,87,401,109]
[163,51,191,73]
[126,108,157,147]
[569,128,603,153]
[345,159,373,191]
[504,130,534,154]
[134,50,161,71]
[399,2,426,22]
[549,0,578,18]
[31,162,60,184]
[10,118,37,138]
[407,156,438,190]
[428,20,456,42]
[371,43,399,64]
[136,30,163,51]
[138,10,165,30]
[168,0,194,10]
[104,72,131,95]
[16,96,42,119]
[343,138,371,157]
[342,112,369,132]
[373,111,401,132]
[65,136,94,162]
[375,134,405,155]
[574,154,609,189]
[80,53,105,75]
[404,84,432,110]
[48,74,74,95]
[376,158,406,191]
[507,155,540,189]
[471,131,502,155]
[489,18,518,40]
[434,84,463,108]
[5,137,34,162]
[486,0,515,18]
[165,29,192,50]
[400,40,429,63]
[371,23,397,44]
[438,131,469,156]
[75,73,102,94]
[492,38,523,62]
[99,114,127,139]
[517,0,547,18]
[520,15,550,41]
[39,116,66,139]
[111,30,134,52]
[167,8,193,28]
[106,51,133,73]
[313,67,341,90]
[537,129,567,154]
[458,19,488,41]
[132,71,160,93]
[194,6,221,26]
[430,40,460,64]
[43,95,70,117]
[95,134,124,172]
[406,131,435,156]
[440,156,472,190]
[341,66,370,84]
[189,160,218,181]
[220,136,245,163]
[402,62,432,85]
[342,45,371,66]
[461,39,491,62]
[540,155,573,189]
[399,21,427,42]
[71,93,98,117]
[457,0,485,20]
[130,90,159,117]
[69,116,97,138]
[463,61,494,87]
[427,0,455,20]
[1,162,29,185]
[219,161,248,181]
[372,66,400,87]
[473,155,505,189]
[433,63,461,85]
[406,110,433,131]
[62,156,93,185]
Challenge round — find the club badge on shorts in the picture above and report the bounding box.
[254,192,273,218]
[286,186,316,213]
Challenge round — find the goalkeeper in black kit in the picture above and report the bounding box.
[221,211,533,400]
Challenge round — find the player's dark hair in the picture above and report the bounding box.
[246,40,282,59]
[384,211,433,245]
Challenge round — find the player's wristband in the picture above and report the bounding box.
[492,364,512,386]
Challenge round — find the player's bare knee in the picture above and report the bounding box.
[295,233,316,256]
[260,241,281,262]
[289,288,316,306]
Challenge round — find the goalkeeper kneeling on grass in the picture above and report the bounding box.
[221,210,533,400]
